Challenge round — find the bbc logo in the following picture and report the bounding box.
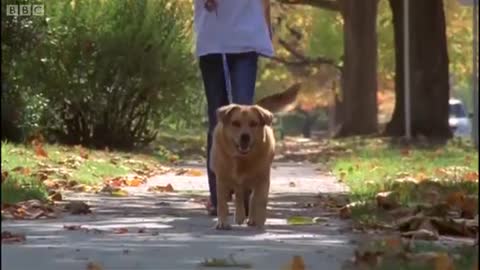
[6,4,45,16]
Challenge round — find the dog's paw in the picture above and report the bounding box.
[235,215,246,225]
[246,219,256,227]
[215,221,232,230]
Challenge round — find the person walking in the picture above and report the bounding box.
[194,0,273,216]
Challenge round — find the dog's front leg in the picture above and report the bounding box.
[215,180,231,230]
[234,188,246,225]
[248,179,270,229]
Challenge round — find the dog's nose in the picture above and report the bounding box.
[240,134,250,145]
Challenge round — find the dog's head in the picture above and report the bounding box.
[217,104,273,156]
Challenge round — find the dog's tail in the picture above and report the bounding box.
[255,83,301,113]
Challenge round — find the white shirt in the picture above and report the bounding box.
[193,0,274,57]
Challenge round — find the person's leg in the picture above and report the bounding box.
[226,51,259,216]
[199,54,229,216]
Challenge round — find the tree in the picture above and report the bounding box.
[335,0,379,136]
[275,0,379,137]
[385,0,452,139]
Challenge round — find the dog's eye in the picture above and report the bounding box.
[249,121,258,127]
[232,120,241,127]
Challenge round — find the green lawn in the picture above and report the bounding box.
[333,138,478,204]
[1,141,169,204]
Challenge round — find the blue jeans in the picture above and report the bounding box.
[199,52,258,213]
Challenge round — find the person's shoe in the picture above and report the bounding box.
[206,200,217,216]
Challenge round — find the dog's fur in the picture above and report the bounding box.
[209,84,300,230]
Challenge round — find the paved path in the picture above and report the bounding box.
[2,162,356,270]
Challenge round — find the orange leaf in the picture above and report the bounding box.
[125,178,143,187]
[462,171,478,182]
[446,191,466,208]
[400,148,410,156]
[288,255,305,270]
[147,184,175,193]
[34,144,48,158]
[86,262,103,270]
[433,252,454,270]
[12,167,31,176]
[186,169,203,177]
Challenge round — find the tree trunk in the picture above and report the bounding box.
[385,0,452,139]
[336,0,379,137]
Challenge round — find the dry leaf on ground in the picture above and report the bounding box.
[186,169,203,177]
[1,171,8,183]
[1,200,56,220]
[33,142,49,158]
[65,201,91,215]
[148,184,175,193]
[1,231,26,243]
[63,225,83,231]
[12,166,31,176]
[283,255,305,270]
[113,228,128,234]
[376,191,399,210]
[86,262,103,270]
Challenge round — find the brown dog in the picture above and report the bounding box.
[209,84,300,230]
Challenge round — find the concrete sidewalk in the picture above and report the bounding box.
[1,163,356,270]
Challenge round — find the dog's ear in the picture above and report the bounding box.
[253,105,273,126]
[216,104,240,124]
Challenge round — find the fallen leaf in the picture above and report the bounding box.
[12,166,31,176]
[353,250,383,269]
[65,201,91,215]
[147,184,175,193]
[1,171,8,183]
[48,192,62,201]
[376,191,399,210]
[1,231,26,243]
[430,217,477,237]
[113,228,128,234]
[33,143,48,158]
[461,195,478,219]
[433,252,454,270]
[400,148,410,156]
[339,206,351,219]
[446,191,466,209]
[77,146,89,159]
[86,262,103,270]
[125,177,143,187]
[186,169,203,177]
[284,255,305,270]
[63,225,83,231]
[462,171,479,182]
[287,216,314,225]
[110,189,129,197]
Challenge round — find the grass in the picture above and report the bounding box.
[329,137,478,269]
[332,138,478,204]
[1,175,48,204]
[199,256,252,269]
[1,141,169,204]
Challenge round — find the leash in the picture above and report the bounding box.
[221,54,233,104]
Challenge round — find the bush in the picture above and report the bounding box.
[2,0,202,149]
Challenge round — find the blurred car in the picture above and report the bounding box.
[449,98,472,137]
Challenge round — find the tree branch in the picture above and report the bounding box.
[270,55,340,70]
[275,38,341,69]
[275,0,340,11]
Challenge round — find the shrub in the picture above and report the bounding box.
[2,0,201,149]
